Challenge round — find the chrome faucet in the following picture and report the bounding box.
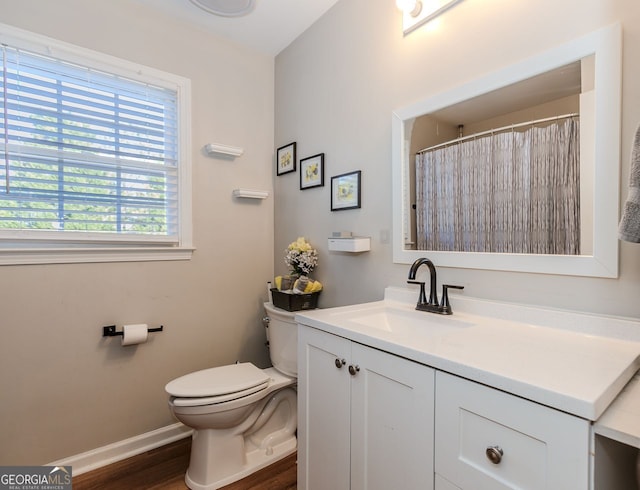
[407,258,464,315]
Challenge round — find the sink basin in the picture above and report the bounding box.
[329,304,475,337]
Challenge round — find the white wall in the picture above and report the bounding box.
[274,0,640,318]
[0,0,274,464]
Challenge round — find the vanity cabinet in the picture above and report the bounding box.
[296,287,640,490]
[435,372,590,490]
[298,325,435,490]
[299,325,592,490]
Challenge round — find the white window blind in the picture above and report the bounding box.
[0,44,180,243]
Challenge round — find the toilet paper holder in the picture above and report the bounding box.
[102,324,164,337]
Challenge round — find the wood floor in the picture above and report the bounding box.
[72,437,297,490]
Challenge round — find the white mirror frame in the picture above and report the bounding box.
[392,23,621,278]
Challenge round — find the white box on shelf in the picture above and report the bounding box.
[328,237,371,252]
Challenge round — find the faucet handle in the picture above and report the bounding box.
[441,284,464,314]
[407,280,427,305]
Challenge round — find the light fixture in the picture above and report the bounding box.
[398,0,463,35]
[188,0,256,17]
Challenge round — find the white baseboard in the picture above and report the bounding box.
[48,422,192,476]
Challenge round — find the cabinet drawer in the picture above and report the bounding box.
[435,372,589,490]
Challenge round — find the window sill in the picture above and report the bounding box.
[0,246,195,266]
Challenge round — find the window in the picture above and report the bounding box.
[0,24,192,265]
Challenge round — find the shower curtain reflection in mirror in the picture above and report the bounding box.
[415,117,580,254]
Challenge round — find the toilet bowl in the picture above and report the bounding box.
[165,302,298,490]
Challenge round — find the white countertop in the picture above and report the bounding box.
[594,372,640,448]
[295,287,640,421]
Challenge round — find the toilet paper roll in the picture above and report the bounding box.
[121,324,148,346]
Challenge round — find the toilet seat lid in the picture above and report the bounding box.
[165,362,270,398]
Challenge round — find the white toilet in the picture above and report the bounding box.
[165,302,298,490]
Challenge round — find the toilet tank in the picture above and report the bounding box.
[263,302,297,377]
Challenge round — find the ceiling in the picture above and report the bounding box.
[432,61,583,125]
[131,0,341,56]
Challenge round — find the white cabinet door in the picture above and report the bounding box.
[435,474,462,490]
[350,342,435,490]
[298,325,351,490]
[435,371,590,490]
[299,325,436,490]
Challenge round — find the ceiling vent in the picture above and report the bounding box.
[188,0,256,17]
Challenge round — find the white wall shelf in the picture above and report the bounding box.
[232,188,269,199]
[204,143,244,158]
[328,237,371,252]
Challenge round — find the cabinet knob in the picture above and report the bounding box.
[485,445,503,465]
[348,364,360,376]
[335,358,346,369]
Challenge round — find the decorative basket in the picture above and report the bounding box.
[270,288,320,312]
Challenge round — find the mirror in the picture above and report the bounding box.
[392,24,621,277]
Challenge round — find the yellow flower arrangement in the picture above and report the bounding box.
[284,237,318,275]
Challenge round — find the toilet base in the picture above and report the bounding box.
[181,379,297,490]
[185,435,296,490]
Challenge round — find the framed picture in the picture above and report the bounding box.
[300,153,325,190]
[276,142,296,176]
[331,170,361,211]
